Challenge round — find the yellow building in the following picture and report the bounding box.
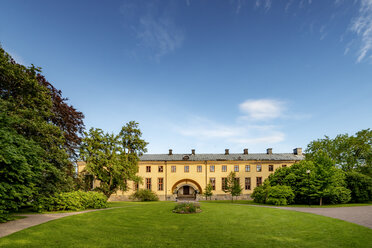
[78,148,304,201]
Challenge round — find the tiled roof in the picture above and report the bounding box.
[139,153,304,161]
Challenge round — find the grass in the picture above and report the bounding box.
[201,200,372,208]
[1,201,372,248]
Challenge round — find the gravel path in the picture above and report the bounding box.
[249,205,372,229]
[0,208,116,238]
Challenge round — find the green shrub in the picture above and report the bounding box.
[327,186,351,204]
[130,189,159,201]
[173,203,201,214]
[251,184,269,203]
[345,172,372,203]
[0,210,12,223]
[266,185,295,206]
[32,191,107,212]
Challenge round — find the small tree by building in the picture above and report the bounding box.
[223,172,243,202]
[203,183,213,200]
[79,121,148,198]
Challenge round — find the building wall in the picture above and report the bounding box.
[77,159,298,201]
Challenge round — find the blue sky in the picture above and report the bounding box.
[1,0,371,154]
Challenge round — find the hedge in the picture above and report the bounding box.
[32,191,107,212]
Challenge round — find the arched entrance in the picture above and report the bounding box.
[172,179,202,200]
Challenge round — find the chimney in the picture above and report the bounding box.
[191,149,195,155]
[243,148,248,155]
[225,149,229,155]
[293,148,302,155]
[267,148,273,155]
[169,149,173,155]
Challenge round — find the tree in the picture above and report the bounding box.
[345,171,372,203]
[203,183,213,200]
[36,75,85,161]
[265,151,350,205]
[306,129,372,177]
[80,122,148,198]
[1,47,81,216]
[223,172,242,202]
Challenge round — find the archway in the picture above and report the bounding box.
[172,179,203,200]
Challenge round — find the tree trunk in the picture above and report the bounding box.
[319,197,323,206]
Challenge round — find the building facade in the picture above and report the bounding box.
[77,148,304,201]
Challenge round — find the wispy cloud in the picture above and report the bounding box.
[255,0,272,11]
[120,1,184,59]
[137,15,184,59]
[171,98,296,146]
[239,99,285,120]
[350,0,372,62]
[172,115,285,145]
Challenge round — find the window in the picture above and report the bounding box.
[256,177,262,187]
[222,165,227,172]
[245,177,251,190]
[184,165,189,172]
[245,165,250,172]
[268,165,274,172]
[146,166,151,172]
[210,165,215,172]
[158,166,163,172]
[197,165,202,172]
[256,165,262,172]
[282,164,287,168]
[171,166,176,172]
[234,177,240,186]
[234,165,239,172]
[146,178,152,190]
[210,178,216,190]
[158,178,164,191]
[133,182,139,191]
[222,177,227,191]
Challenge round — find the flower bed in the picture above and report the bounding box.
[173,202,202,214]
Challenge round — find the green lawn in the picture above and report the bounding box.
[1,201,372,248]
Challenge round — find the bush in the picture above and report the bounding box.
[345,172,372,203]
[173,203,201,214]
[32,191,107,212]
[251,184,269,204]
[327,186,351,204]
[130,189,159,201]
[0,210,12,223]
[266,185,295,206]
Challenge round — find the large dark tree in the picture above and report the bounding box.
[0,47,85,219]
[36,74,85,159]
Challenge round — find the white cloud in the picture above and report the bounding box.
[239,99,285,120]
[350,0,372,62]
[172,116,285,145]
